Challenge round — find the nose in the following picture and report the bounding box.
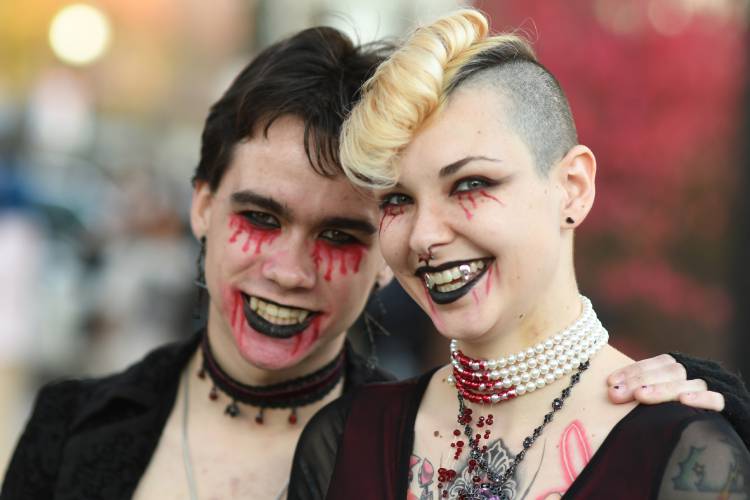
[261,239,317,290]
[409,201,454,265]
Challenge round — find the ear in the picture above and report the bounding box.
[375,263,394,290]
[190,181,214,239]
[554,145,596,228]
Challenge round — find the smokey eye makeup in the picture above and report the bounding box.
[377,193,412,211]
[239,210,280,230]
[319,229,362,246]
[450,176,499,195]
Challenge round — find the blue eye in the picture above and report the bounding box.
[454,178,490,193]
[379,193,412,209]
[241,211,280,229]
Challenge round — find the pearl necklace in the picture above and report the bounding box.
[447,295,608,404]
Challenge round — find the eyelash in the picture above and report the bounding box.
[378,177,497,209]
[240,211,359,245]
[451,176,496,194]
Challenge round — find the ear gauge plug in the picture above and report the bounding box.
[566,217,575,224]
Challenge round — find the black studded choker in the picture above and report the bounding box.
[198,332,345,424]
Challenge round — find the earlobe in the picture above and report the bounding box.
[375,263,394,290]
[558,145,596,228]
[190,182,214,239]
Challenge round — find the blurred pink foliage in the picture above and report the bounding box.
[478,0,747,357]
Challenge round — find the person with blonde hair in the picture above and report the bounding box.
[289,9,750,499]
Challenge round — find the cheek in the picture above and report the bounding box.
[310,241,366,282]
[456,191,506,221]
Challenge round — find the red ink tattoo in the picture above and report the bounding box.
[311,241,364,281]
[479,189,504,205]
[535,420,593,500]
[418,458,434,487]
[228,215,279,255]
[379,205,405,234]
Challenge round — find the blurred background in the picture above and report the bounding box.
[1,0,748,475]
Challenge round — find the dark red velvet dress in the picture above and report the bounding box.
[289,369,750,500]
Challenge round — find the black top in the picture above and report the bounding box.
[289,365,750,500]
[0,332,392,500]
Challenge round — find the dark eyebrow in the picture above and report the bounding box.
[438,156,502,178]
[230,190,290,218]
[320,216,377,236]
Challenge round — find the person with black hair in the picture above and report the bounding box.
[1,23,746,500]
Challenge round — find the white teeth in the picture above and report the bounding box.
[247,296,311,325]
[423,259,491,292]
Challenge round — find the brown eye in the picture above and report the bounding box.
[241,211,279,229]
[320,229,358,245]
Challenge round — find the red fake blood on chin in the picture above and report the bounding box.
[230,291,243,330]
[456,193,477,220]
[291,315,322,356]
[311,241,364,281]
[228,215,279,255]
[471,289,479,305]
[479,189,504,206]
[379,205,405,234]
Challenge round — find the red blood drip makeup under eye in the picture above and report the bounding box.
[228,215,279,255]
[456,193,476,220]
[311,241,365,281]
[379,205,405,234]
[478,189,504,205]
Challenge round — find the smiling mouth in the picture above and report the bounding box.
[241,293,318,339]
[417,258,493,305]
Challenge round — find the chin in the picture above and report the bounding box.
[232,319,323,370]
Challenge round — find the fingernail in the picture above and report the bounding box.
[640,385,652,394]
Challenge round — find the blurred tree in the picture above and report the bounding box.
[477,0,747,365]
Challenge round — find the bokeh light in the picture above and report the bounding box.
[48,4,111,66]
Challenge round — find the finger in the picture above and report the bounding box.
[608,382,638,404]
[633,379,709,404]
[607,354,676,386]
[620,363,688,391]
[678,391,725,412]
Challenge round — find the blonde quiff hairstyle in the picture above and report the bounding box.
[340,9,539,188]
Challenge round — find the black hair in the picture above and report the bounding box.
[192,27,393,190]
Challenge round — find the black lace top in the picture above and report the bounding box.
[0,332,391,500]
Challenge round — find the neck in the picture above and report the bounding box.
[457,287,583,360]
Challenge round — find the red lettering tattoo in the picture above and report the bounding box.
[228,215,279,255]
[535,420,592,500]
[310,241,364,281]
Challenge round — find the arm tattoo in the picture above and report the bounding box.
[671,437,747,494]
